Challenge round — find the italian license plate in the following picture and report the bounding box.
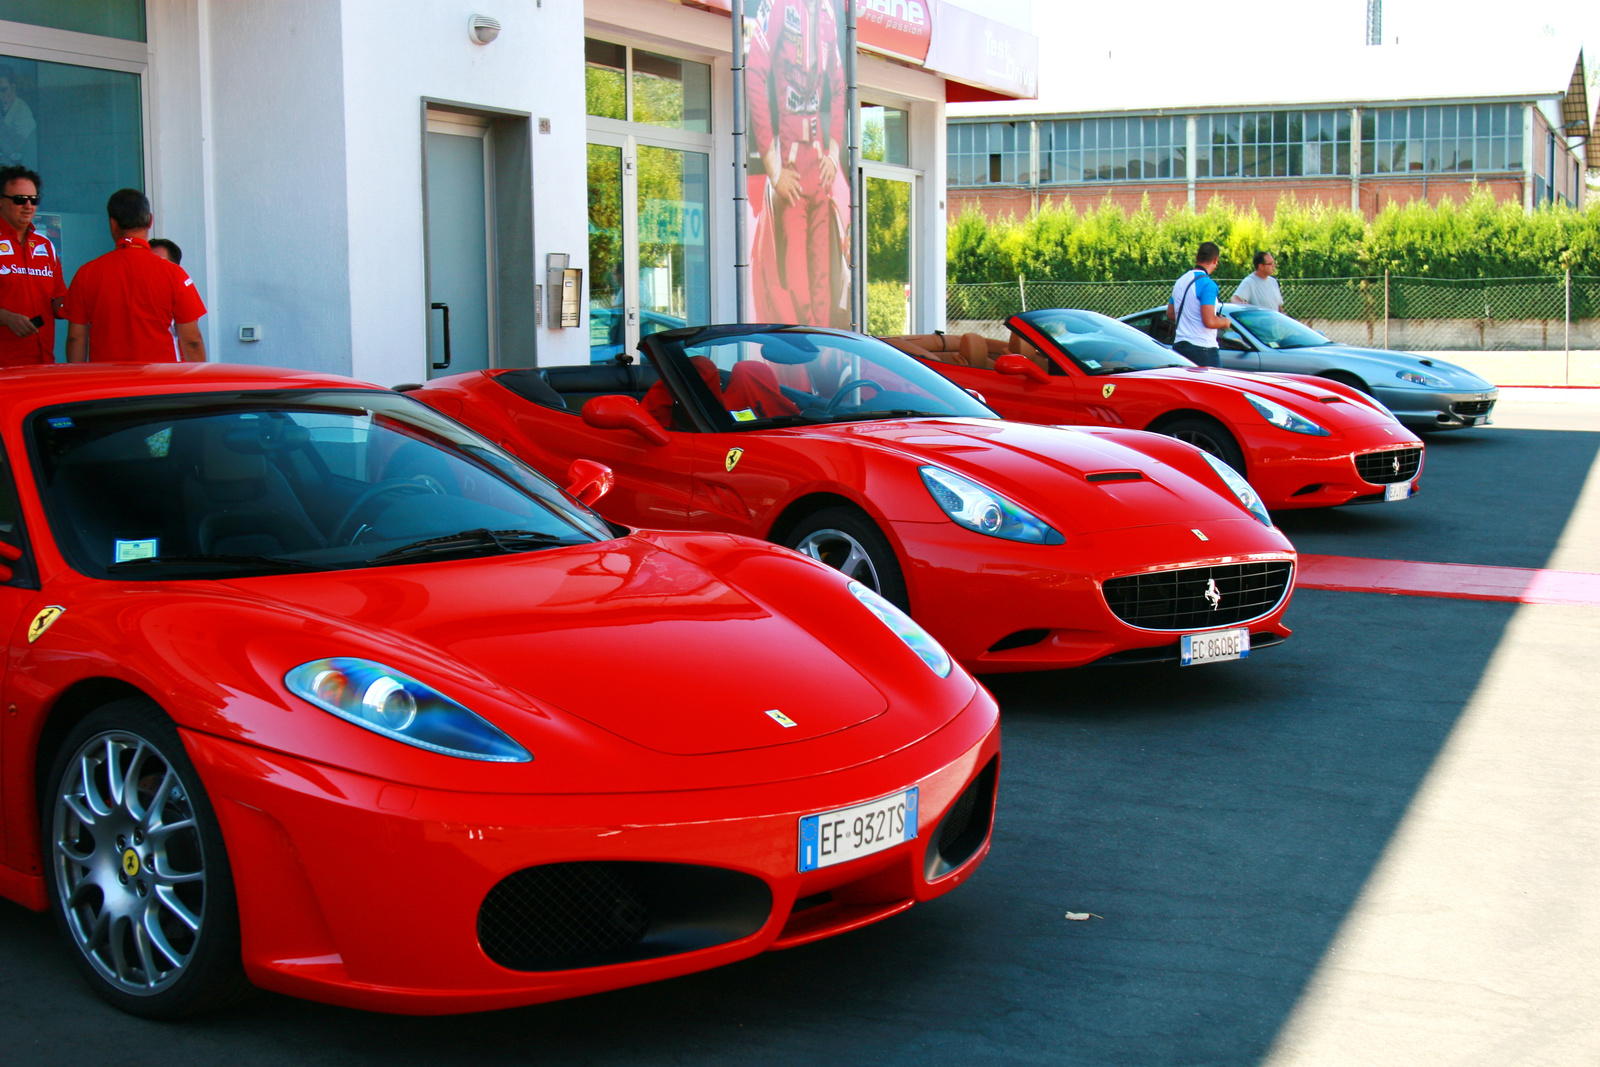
[1181,627,1250,667]
[1466,415,1487,426]
[798,788,918,872]
[1385,480,1412,502]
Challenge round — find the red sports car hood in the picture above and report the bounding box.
[239,540,889,756]
[790,418,1253,533]
[1129,367,1396,428]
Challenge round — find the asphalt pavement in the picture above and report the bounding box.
[2,396,1595,1066]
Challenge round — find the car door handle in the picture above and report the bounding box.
[430,302,451,370]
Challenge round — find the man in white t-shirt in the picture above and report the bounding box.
[1166,241,1231,367]
[1231,250,1282,312]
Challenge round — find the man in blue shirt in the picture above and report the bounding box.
[1166,242,1231,367]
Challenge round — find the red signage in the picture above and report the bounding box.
[855,0,931,63]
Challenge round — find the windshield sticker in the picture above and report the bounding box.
[1083,359,1101,369]
[731,408,757,422]
[47,416,73,429]
[114,539,158,563]
[145,427,172,458]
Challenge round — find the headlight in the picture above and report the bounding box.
[848,582,952,678]
[1395,369,1448,387]
[1200,451,1273,527]
[1244,392,1329,436]
[919,466,1065,544]
[286,658,532,762]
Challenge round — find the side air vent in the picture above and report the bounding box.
[926,758,998,880]
[1086,471,1144,483]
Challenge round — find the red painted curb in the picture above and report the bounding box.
[1298,554,1600,607]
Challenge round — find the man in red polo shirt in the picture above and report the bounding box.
[0,164,66,366]
[65,188,206,363]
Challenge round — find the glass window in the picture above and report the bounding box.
[636,145,709,334]
[1362,104,1521,175]
[861,104,909,166]
[1020,309,1188,375]
[584,38,626,121]
[632,50,710,133]
[0,0,144,42]
[0,55,144,361]
[587,144,624,362]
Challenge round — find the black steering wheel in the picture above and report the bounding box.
[332,478,444,544]
[826,379,884,414]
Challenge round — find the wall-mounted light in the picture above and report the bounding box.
[469,15,500,45]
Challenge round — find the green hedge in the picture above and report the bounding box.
[948,188,1600,283]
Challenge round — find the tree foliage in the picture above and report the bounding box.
[948,188,1600,282]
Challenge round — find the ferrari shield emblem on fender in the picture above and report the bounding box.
[725,447,745,472]
[1102,384,1116,399]
[27,606,65,644]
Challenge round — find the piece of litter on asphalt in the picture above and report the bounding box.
[1064,912,1101,921]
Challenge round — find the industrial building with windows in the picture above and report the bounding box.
[947,43,1594,222]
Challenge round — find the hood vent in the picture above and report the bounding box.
[1086,470,1144,483]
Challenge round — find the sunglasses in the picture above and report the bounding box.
[3,194,39,206]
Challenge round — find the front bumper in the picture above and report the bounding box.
[891,516,1295,673]
[1375,385,1498,431]
[183,689,1000,1014]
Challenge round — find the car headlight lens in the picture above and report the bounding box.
[1244,392,1329,436]
[919,466,1065,544]
[848,582,952,678]
[286,658,532,762]
[1200,451,1273,527]
[1395,369,1448,387]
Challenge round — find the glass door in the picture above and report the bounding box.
[862,169,914,336]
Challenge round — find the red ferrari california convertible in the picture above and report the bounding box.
[410,324,1298,675]
[881,309,1425,511]
[0,363,999,1017]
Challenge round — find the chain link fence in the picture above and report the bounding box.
[947,274,1600,351]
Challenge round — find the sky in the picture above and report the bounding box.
[1029,0,1598,92]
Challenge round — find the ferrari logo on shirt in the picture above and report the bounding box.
[725,447,745,472]
[27,606,65,644]
[1102,384,1116,399]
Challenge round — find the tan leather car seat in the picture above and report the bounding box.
[1007,331,1050,371]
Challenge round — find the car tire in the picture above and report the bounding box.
[1156,417,1247,475]
[43,697,252,1018]
[783,507,909,611]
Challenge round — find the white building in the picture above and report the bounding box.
[0,0,1036,384]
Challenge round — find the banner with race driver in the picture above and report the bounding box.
[744,0,853,329]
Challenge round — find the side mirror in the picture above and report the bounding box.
[565,458,615,506]
[994,353,1051,384]
[581,394,669,446]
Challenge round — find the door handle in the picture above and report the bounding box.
[430,302,451,370]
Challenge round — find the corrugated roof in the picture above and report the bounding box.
[950,41,1588,119]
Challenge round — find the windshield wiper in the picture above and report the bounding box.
[367,527,575,565]
[824,409,948,421]
[107,553,330,574]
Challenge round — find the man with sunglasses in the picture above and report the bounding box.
[0,164,65,366]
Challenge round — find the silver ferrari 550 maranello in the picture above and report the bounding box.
[1120,304,1498,432]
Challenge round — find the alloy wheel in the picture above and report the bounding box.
[793,527,883,592]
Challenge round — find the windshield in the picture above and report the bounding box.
[1015,309,1191,375]
[1227,307,1332,349]
[30,389,612,581]
[644,326,997,430]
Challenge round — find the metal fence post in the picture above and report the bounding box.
[1383,270,1389,350]
[1018,275,1027,313]
[1565,268,1571,386]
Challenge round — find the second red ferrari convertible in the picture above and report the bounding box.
[410,324,1297,674]
[881,310,1425,512]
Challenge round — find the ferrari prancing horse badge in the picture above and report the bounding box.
[28,606,65,644]
[1102,384,1116,399]
[725,448,744,472]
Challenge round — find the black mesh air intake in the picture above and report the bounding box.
[478,861,771,971]
[926,758,998,880]
[1355,447,1422,484]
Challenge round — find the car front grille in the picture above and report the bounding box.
[1101,561,1293,631]
[1451,400,1494,418]
[1355,447,1422,484]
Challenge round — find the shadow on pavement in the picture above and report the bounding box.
[1273,429,1600,568]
